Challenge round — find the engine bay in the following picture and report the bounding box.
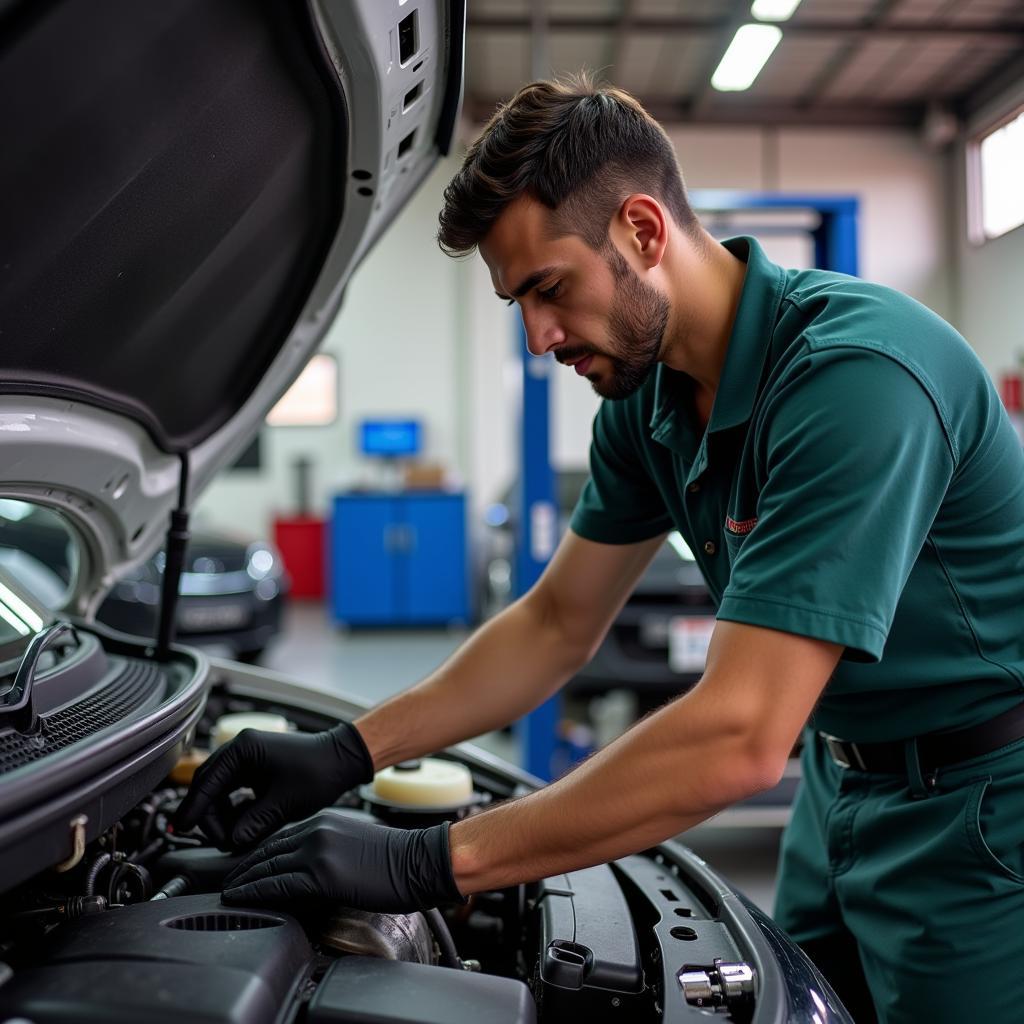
[0,630,801,1024]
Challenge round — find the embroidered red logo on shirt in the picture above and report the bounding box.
[725,516,758,536]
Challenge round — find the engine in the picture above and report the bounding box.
[0,672,770,1024]
[0,703,541,1023]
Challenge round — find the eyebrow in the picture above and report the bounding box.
[494,265,561,302]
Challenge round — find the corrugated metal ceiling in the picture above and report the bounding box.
[464,0,1024,126]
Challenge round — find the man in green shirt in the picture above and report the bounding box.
[179,75,1024,1023]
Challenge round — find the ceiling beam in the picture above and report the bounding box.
[529,0,548,81]
[796,0,903,107]
[467,14,1024,43]
[607,0,638,82]
[689,0,753,116]
[914,41,974,103]
[463,96,923,128]
[955,48,1024,122]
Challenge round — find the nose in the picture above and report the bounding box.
[521,307,565,357]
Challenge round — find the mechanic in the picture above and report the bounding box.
[176,75,1024,1024]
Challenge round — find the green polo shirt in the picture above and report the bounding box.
[570,236,1024,742]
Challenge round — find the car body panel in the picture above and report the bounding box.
[0,0,465,614]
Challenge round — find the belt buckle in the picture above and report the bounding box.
[821,732,866,771]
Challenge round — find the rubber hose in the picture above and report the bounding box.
[137,801,160,848]
[84,852,112,897]
[424,907,462,969]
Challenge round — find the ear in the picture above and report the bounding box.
[614,194,668,270]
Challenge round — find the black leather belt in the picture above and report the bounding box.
[819,700,1024,774]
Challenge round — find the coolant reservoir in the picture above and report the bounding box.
[212,711,291,750]
[372,758,473,808]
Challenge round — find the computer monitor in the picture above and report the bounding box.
[359,419,421,458]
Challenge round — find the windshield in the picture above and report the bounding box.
[0,565,53,666]
[0,500,79,612]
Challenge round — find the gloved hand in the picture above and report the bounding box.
[174,721,375,848]
[221,809,465,914]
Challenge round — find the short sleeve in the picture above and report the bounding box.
[717,347,955,661]
[570,398,673,544]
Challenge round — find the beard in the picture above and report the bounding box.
[557,248,670,401]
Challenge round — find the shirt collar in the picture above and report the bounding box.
[649,235,786,443]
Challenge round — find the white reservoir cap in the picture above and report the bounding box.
[372,758,473,808]
[213,712,291,750]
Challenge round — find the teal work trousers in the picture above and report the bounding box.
[775,728,1024,1024]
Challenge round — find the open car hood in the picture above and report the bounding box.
[0,0,465,615]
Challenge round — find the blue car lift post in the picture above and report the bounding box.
[690,191,860,277]
[513,313,560,780]
[515,194,858,780]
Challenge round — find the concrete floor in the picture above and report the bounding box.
[258,601,782,913]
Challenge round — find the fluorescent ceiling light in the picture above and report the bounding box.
[0,601,30,637]
[751,0,802,21]
[711,23,782,92]
[0,580,41,633]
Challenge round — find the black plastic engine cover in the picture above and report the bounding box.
[532,863,646,1019]
[0,893,312,1023]
[307,956,537,1023]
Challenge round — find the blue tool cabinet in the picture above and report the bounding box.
[329,492,469,626]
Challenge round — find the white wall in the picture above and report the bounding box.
[953,77,1024,377]
[196,155,469,538]
[672,125,954,321]
[196,122,956,545]
[466,254,519,520]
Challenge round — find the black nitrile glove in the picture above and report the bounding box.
[221,809,465,914]
[174,721,374,848]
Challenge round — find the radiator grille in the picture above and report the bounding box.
[0,660,166,774]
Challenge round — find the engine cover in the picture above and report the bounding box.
[306,956,537,1024]
[0,893,312,1024]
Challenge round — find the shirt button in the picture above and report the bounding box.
[688,482,701,493]
[703,540,717,556]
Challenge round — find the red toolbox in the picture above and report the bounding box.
[273,516,326,599]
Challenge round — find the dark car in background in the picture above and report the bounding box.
[98,528,288,661]
[483,475,801,822]
[574,530,716,700]
[482,471,717,704]
[0,501,287,661]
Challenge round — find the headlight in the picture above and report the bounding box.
[246,545,279,581]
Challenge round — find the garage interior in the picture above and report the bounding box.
[1,1,1023,1014]
[170,0,1022,918]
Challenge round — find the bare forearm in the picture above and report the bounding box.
[354,593,589,769]
[449,679,782,893]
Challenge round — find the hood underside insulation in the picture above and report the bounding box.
[0,0,346,452]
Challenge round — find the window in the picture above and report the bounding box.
[266,354,338,427]
[970,105,1024,243]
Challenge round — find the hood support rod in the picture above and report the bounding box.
[155,455,191,662]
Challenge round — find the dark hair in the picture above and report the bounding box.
[437,72,699,257]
